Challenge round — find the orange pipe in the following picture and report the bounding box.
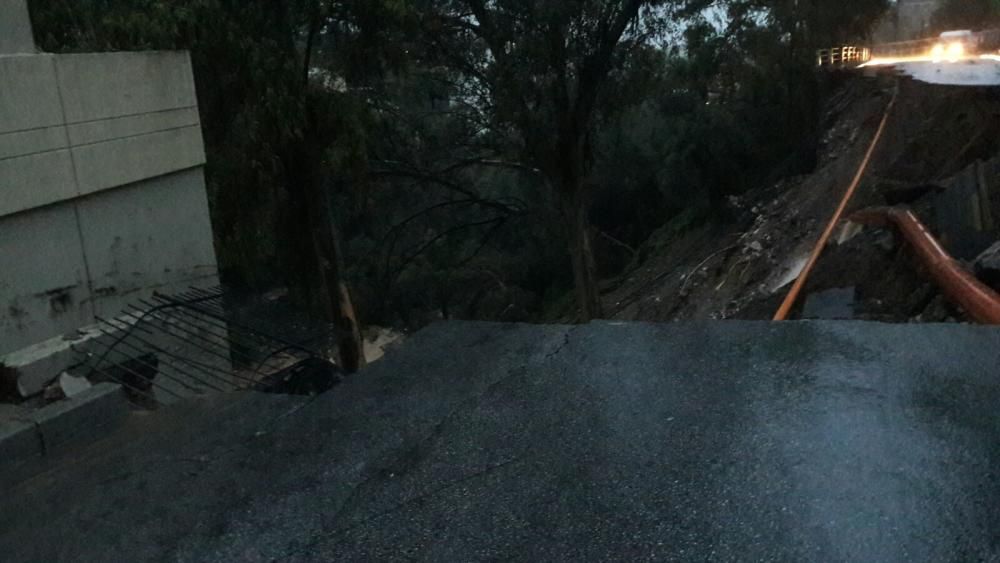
[774,85,899,321]
[851,207,1000,324]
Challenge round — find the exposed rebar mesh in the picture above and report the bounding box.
[72,286,340,406]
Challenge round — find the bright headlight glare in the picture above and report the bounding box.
[948,42,965,60]
[931,43,946,61]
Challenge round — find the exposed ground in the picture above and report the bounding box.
[605,75,1000,324]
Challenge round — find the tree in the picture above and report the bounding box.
[421,0,697,321]
[932,0,1000,31]
[28,0,380,371]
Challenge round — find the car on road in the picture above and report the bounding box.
[931,30,975,62]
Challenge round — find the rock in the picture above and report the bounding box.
[43,383,65,403]
[835,221,863,245]
[59,372,92,398]
[874,229,896,252]
[747,241,763,253]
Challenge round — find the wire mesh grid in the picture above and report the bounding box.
[71,286,340,406]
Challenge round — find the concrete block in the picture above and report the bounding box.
[0,204,92,356]
[0,323,132,397]
[0,419,43,488]
[2,343,73,398]
[2,338,82,399]
[31,383,128,453]
[72,125,206,195]
[0,0,36,54]
[55,52,198,123]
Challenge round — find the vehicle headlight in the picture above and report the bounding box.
[931,43,946,61]
[947,41,965,61]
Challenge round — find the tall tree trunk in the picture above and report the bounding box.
[305,190,367,374]
[560,189,602,322]
[283,130,366,374]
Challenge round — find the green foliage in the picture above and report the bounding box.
[27,0,893,326]
[728,0,890,51]
[932,0,1000,31]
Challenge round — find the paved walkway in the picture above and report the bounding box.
[2,321,999,562]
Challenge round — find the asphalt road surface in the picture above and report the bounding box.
[2,321,1000,562]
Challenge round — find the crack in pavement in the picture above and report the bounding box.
[282,326,580,559]
[327,456,524,545]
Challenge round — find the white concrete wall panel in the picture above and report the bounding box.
[73,125,206,196]
[0,51,207,218]
[0,48,217,359]
[66,107,200,146]
[0,125,68,160]
[77,168,218,319]
[54,52,198,124]
[0,56,76,214]
[0,205,92,355]
[0,150,76,214]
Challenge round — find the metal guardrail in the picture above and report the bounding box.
[816,46,872,67]
[818,29,1000,67]
[851,207,1000,324]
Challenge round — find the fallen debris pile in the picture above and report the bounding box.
[607,76,1000,323]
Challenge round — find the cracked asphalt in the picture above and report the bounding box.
[2,320,1000,562]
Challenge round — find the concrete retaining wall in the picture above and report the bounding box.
[1,48,218,358]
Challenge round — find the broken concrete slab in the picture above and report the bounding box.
[0,321,130,398]
[835,221,864,246]
[58,372,92,398]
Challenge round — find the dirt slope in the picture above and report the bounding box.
[606,75,1000,323]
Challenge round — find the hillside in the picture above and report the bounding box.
[603,75,1000,323]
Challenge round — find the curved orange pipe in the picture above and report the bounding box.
[774,85,899,321]
[851,207,1000,324]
